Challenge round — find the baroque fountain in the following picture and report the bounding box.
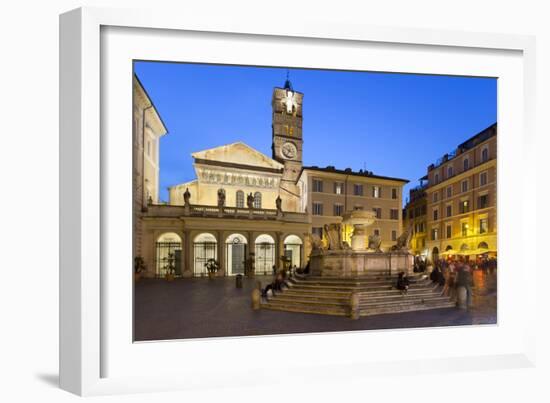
[308,210,413,277]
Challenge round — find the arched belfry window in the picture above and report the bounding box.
[236,190,244,208]
[253,192,262,209]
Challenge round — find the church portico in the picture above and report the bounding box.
[141,205,310,278]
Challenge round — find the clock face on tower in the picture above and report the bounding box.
[281,142,297,159]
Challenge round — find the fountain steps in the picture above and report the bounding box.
[261,274,454,317]
[285,281,433,293]
[268,294,448,306]
[280,286,440,300]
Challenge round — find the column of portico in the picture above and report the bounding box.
[183,228,193,278]
[217,230,225,276]
[275,231,284,270]
[247,231,254,275]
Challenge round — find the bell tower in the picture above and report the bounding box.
[272,75,304,202]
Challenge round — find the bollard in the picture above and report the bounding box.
[350,292,360,320]
[251,288,261,310]
[235,274,243,288]
[456,286,467,309]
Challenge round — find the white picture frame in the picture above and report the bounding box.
[60,7,537,396]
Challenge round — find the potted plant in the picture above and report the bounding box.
[134,256,146,282]
[205,258,220,279]
[163,253,176,282]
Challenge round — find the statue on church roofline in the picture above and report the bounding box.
[183,188,191,206]
[217,188,226,207]
[275,195,282,212]
[246,192,254,209]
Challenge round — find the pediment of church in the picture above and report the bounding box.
[191,142,283,170]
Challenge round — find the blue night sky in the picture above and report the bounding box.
[134,61,497,205]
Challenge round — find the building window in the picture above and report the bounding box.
[354,205,364,210]
[253,192,262,209]
[479,218,488,234]
[353,184,363,196]
[446,186,452,198]
[478,194,489,209]
[390,209,399,220]
[433,209,438,221]
[446,224,452,239]
[480,172,488,186]
[461,180,468,193]
[433,192,438,202]
[461,222,468,237]
[434,173,439,184]
[421,205,427,215]
[312,179,323,192]
[409,209,414,219]
[431,228,439,241]
[372,186,381,198]
[391,230,397,241]
[374,229,380,236]
[236,190,244,208]
[334,182,344,194]
[481,147,489,162]
[459,200,470,214]
[446,205,452,217]
[312,202,323,216]
[391,188,398,199]
[333,203,344,216]
[312,227,323,239]
[463,158,470,171]
[372,207,382,219]
[447,166,453,178]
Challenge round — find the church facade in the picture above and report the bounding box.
[133,75,407,278]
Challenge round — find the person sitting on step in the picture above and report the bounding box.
[262,272,285,298]
[396,271,410,295]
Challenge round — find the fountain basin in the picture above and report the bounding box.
[310,249,413,277]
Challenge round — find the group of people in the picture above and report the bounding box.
[401,255,498,307]
[430,257,481,307]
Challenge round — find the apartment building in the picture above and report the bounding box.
[297,166,408,250]
[425,123,497,261]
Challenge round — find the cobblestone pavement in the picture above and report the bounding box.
[134,270,497,341]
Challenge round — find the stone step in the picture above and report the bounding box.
[292,275,427,285]
[359,295,451,307]
[296,273,427,281]
[261,301,349,316]
[290,276,431,286]
[359,301,456,316]
[287,282,434,293]
[272,292,350,302]
[268,296,349,307]
[282,287,440,300]
[261,299,455,317]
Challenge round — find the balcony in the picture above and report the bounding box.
[143,203,311,224]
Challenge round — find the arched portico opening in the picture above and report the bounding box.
[284,234,303,269]
[255,234,275,275]
[156,232,182,278]
[478,242,489,249]
[225,234,248,276]
[193,233,217,277]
